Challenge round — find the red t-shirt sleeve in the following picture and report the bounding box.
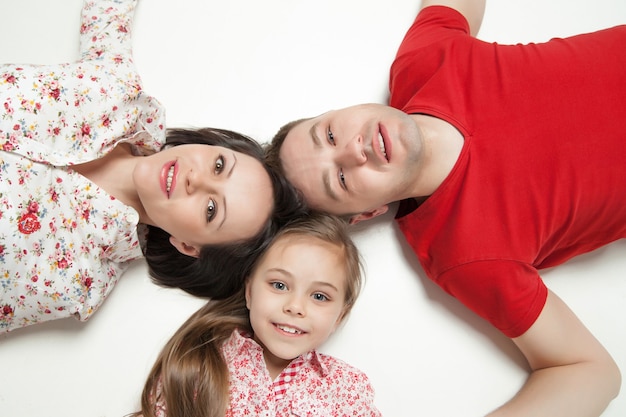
[437,260,548,338]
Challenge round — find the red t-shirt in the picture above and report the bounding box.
[393,6,626,337]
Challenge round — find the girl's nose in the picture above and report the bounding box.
[283,296,306,317]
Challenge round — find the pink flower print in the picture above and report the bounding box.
[83,277,94,290]
[76,122,92,143]
[49,188,59,203]
[31,275,39,282]
[1,304,14,318]
[3,74,17,84]
[57,258,69,269]
[101,113,111,127]
[13,124,20,131]
[4,101,14,115]
[81,123,91,136]
[28,201,39,213]
[18,212,41,234]
[117,24,128,33]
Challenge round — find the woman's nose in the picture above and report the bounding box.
[186,168,216,194]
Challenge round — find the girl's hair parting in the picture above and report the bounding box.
[133,212,362,417]
[144,127,308,300]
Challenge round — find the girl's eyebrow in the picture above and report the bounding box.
[265,269,340,292]
[312,281,339,292]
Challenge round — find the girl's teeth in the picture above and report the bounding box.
[277,325,302,334]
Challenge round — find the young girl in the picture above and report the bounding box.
[0,0,302,332]
[134,213,381,417]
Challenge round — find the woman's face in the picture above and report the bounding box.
[133,144,274,256]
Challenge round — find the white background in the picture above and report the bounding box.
[1,1,625,416]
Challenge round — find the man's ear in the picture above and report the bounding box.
[169,236,201,258]
[348,205,389,225]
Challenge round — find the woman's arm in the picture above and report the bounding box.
[487,290,621,417]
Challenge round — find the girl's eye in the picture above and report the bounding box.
[327,128,335,145]
[215,155,224,173]
[312,293,329,302]
[271,282,287,291]
[206,198,217,222]
[338,169,346,189]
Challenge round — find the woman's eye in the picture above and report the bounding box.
[206,199,217,222]
[215,155,224,173]
[312,293,328,302]
[271,282,286,291]
[327,128,335,145]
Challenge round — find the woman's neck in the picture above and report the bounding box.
[72,143,146,218]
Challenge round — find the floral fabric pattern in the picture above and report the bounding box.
[154,330,382,417]
[0,0,166,332]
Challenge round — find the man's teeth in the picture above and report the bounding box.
[166,165,174,193]
[378,133,387,159]
[277,324,302,334]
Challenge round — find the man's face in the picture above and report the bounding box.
[279,103,424,220]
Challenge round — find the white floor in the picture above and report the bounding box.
[0,1,625,416]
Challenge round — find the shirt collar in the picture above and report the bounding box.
[229,329,331,377]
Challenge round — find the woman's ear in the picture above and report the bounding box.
[169,236,201,258]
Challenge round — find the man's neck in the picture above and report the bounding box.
[408,113,464,198]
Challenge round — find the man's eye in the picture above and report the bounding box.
[215,155,224,173]
[327,128,335,145]
[206,199,217,222]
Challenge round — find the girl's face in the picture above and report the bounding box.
[133,144,274,256]
[245,234,347,373]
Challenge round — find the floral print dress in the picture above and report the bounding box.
[0,0,166,332]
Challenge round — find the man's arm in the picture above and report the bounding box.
[420,0,486,36]
[487,290,621,417]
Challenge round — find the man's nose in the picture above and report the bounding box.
[336,134,367,167]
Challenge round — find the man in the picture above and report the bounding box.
[265,0,626,416]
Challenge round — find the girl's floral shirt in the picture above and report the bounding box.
[154,330,383,417]
[0,0,165,332]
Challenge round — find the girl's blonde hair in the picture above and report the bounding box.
[132,213,363,417]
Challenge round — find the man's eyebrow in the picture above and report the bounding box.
[310,121,340,202]
[323,171,339,202]
[309,122,321,147]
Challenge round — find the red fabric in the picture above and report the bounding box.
[272,356,303,400]
[393,6,626,337]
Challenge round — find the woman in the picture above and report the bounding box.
[0,0,304,332]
